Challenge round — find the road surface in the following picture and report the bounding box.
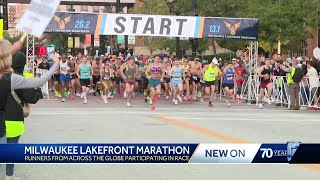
[9,95,320,180]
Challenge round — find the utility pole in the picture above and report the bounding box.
[0,0,8,30]
[191,0,198,58]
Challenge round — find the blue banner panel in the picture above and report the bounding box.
[45,12,99,34]
[201,18,259,40]
[289,144,320,164]
[251,144,288,163]
[0,144,198,164]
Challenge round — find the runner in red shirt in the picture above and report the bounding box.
[235,60,245,103]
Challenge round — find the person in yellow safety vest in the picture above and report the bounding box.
[202,57,221,107]
[281,59,300,110]
[5,52,43,180]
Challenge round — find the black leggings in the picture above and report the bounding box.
[6,136,20,176]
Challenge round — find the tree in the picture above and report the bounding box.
[3,31,21,43]
[239,0,319,57]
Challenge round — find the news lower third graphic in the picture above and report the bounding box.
[0,143,319,164]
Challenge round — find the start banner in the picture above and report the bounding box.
[45,12,259,40]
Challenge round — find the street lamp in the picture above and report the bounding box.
[166,0,181,59]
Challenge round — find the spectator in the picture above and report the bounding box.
[306,61,319,108]
[5,51,44,179]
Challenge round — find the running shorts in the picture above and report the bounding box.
[171,77,182,87]
[92,75,100,86]
[260,81,271,89]
[236,79,244,87]
[205,81,218,87]
[127,81,135,86]
[101,80,112,88]
[80,79,91,87]
[53,74,60,82]
[223,83,234,89]
[190,75,201,84]
[60,73,70,83]
[149,79,161,88]
[164,77,171,83]
[115,76,124,85]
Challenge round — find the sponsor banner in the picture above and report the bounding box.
[201,17,259,40]
[75,37,80,48]
[101,13,197,38]
[45,12,99,34]
[16,0,61,37]
[44,12,259,40]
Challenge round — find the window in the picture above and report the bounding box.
[92,6,100,13]
[81,5,88,12]
[67,5,75,12]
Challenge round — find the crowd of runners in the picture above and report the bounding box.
[34,52,320,110]
[35,53,248,110]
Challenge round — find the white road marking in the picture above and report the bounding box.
[164,117,320,122]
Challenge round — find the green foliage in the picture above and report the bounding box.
[3,31,21,44]
[133,0,319,56]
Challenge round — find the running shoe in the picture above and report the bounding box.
[200,98,204,102]
[151,104,156,110]
[238,100,243,104]
[70,95,75,99]
[61,98,66,102]
[259,103,263,109]
[124,91,127,98]
[172,98,176,103]
[174,99,178,105]
[76,93,81,97]
[208,102,213,107]
[149,99,153,105]
[227,102,231,107]
[177,95,182,102]
[165,96,170,100]
[84,99,87,104]
[80,93,84,99]
[103,96,108,104]
[267,98,272,105]
[126,102,132,107]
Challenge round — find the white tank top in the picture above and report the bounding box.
[60,61,70,75]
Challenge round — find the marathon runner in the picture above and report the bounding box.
[235,60,245,103]
[145,56,163,110]
[258,59,273,109]
[68,58,77,99]
[135,61,144,94]
[120,56,137,107]
[222,61,235,107]
[100,58,113,104]
[114,59,124,97]
[189,58,202,100]
[203,58,221,107]
[77,56,92,104]
[59,54,71,102]
[169,58,184,105]
[163,59,172,100]
[91,57,102,96]
[182,58,191,100]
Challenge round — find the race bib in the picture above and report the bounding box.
[193,76,198,80]
[174,77,180,80]
[200,79,205,83]
[227,77,233,80]
[104,76,110,80]
[128,74,134,79]
[61,67,67,73]
[209,73,215,78]
[82,72,89,76]
[153,73,161,78]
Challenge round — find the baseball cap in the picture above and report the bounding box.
[211,57,219,65]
